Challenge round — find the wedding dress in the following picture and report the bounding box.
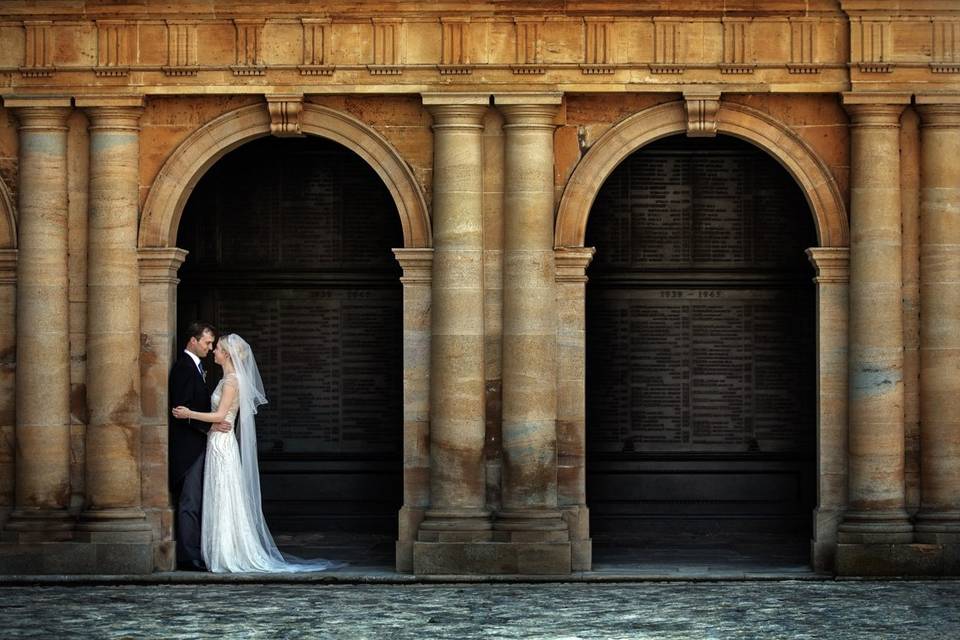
[200,334,341,573]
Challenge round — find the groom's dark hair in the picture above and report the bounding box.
[184,321,217,345]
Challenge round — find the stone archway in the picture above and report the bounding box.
[139,103,431,250]
[555,100,847,249]
[137,101,432,571]
[553,99,849,573]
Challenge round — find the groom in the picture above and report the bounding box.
[169,321,230,570]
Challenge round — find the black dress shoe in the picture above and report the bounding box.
[177,561,207,572]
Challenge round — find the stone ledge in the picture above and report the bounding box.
[413,542,572,575]
[836,543,960,576]
[0,542,155,575]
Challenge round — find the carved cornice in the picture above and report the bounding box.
[137,247,188,285]
[555,247,595,284]
[393,248,433,284]
[0,13,956,92]
[806,247,850,284]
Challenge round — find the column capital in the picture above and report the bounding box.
[843,102,906,127]
[138,247,187,285]
[393,247,433,284]
[497,102,560,128]
[0,249,15,284]
[806,246,850,283]
[5,96,71,131]
[915,101,960,128]
[423,101,490,130]
[555,247,595,283]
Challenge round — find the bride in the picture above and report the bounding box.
[172,333,341,573]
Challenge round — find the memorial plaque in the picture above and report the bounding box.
[585,135,816,538]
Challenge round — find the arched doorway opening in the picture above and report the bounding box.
[584,134,817,565]
[176,135,404,554]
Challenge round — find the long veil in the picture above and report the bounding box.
[220,334,342,571]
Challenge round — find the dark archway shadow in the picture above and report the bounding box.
[585,134,817,574]
[176,135,403,568]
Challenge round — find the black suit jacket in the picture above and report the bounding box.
[169,351,212,487]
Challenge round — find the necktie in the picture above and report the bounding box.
[198,362,205,381]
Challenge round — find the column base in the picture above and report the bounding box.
[416,508,492,543]
[74,507,152,543]
[914,510,960,543]
[413,541,572,575]
[1,509,74,543]
[836,543,960,576]
[837,509,913,544]
[493,509,570,543]
[0,541,156,574]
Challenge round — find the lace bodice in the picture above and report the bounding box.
[210,373,240,427]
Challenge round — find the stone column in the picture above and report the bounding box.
[74,99,152,551]
[0,250,16,529]
[2,99,74,542]
[914,99,960,543]
[838,98,913,544]
[495,94,569,554]
[392,247,433,572]
[138,247,188,571]
[416,95,491,544]
[555,246,595,571]
[806,247,850,572]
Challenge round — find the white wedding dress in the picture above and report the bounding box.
[200,337,342,574]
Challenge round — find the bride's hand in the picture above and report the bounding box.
[172,406,190,419]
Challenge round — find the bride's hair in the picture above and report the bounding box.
[221,333,250,363]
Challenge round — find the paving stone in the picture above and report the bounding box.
[1,581,958,639]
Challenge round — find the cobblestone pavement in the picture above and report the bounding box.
[1,581,958,639]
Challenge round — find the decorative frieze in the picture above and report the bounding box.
[721,18,754,74]
[439,17,471,75]
[370,18,402,75]
[581,18,615,75]
[95,20,131,77]
[232,19,265,76]
[652,18,684,74]
[852,18,892,73]
[300,18,334,76]
[931,19,960,74]
[21,21,54,78]
[788,17,820,74]
[163,20,198,76]
[513,17,545,75]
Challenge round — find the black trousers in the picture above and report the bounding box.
[174,454,205,569]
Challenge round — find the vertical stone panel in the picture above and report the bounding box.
[900,107,921,515]
[838,99,912,544]
[392,247,432,571]
[555,246,594,571]
[915,100,960,543]
[807,247,850,573]
[138,247,186,571]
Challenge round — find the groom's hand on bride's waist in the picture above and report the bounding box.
[211,422,232,433]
